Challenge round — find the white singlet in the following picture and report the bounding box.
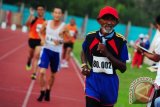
[44,20,65,53]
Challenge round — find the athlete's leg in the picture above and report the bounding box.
[61,46,67,67]
[31,46,42,79]
[65,47,72,62]
[102,105,113,107]
[48,72,56,90]
[86,96,101,107]
[26,47,34,70]
[44,51,59,101]
[37,68,46,101]
[45,72,56,101]
[62,46,67,60]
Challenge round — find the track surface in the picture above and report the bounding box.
[0,28,85,107]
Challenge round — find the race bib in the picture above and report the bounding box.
[92,56,113,74]
[46,35,56,45]
[36,24,42,32]
[69,30,75,37]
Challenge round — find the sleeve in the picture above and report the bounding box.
[82,38,87,53]
[120,42,129,62]
[155,43,160,55]
[30,17,38,26]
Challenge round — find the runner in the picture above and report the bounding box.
[30,46,43,80]
[61,18,78,68]
[81,6,128,107]
[26,5,45,73]
[37,7,66,102]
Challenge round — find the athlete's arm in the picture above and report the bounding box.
[81,40,90,76]
[143,51,160,62]
[81,50,90,76]
[59,25,71,43]
[97,43,127,73]
[81,50,87,65]
[39,21,47,45]
[59,25,69,38]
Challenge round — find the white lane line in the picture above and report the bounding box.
[0,42,26,61]
[22,80,35,107]
[0,87,83,103]
[70,56,85,88]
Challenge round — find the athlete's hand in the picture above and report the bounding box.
[154,83,160,90]
[97,43,109,56]
[29,8,35,15]
[41,40,45,45]
[81,65,90,76]
[53,40,59,45]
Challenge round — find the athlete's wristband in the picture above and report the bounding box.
[81,63,87,68]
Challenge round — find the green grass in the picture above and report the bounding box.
[73,40,156,107]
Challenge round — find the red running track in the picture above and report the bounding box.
[0,28,85,107]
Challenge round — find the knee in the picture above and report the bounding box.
[39,69,46,75]
[34,53,39,59]
[50,73,55,79]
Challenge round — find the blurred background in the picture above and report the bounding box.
[1,0,160,42]
[1,1,160,107]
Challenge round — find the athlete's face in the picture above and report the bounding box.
[53,8,62,21]
[37,6,45,17]
[156,24,160,31]
[98,14,117,34]
[70,19,75,25]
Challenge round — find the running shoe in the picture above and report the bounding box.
[31,73,36,80]
[26,65,32,71]
[37,91,45,102]
[45,89,50,101]
[61,63,68,68]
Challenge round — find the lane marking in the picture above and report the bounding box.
[0,87,84,103]
[22,80,35,107]
[70,57,85,88]
[0,42,26,61]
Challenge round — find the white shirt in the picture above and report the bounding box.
[154,30,160,86]
[44,20,65,53]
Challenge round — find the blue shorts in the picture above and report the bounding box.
[38,48,60,72]
[85,70,119,106]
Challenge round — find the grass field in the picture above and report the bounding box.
[73,39,156,107]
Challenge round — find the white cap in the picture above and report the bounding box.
[139,33,144,38]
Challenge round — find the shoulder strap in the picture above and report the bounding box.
[30,17,38,26]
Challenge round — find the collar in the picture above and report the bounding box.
[98,30,115,39]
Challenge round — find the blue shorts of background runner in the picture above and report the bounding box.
[38,48,60,72]
[85,70,119,106]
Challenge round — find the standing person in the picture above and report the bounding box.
[37,7,66,102]
[131,34,145,68]
[26,5,45,71]
[139,15,160,107]
[81,6,128,107]
[61,18,78,68]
